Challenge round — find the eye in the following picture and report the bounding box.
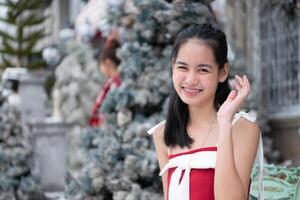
[198,68,209,73]
[176,66,188,70]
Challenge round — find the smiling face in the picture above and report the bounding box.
[172,39,227,108]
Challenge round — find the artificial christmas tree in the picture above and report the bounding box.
[54,41,104,125]
[65,0,216,199]
[0,94,46,200]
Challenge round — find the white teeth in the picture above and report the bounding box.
[183,87,201,93]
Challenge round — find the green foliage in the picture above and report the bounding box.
[0,0,50,70]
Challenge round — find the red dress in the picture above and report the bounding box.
[168,146,217,200]
[89,74,121,126]
[167,146,251,200]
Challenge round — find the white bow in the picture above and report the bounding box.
[159,151,217,200]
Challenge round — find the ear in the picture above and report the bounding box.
[219,63,229,83]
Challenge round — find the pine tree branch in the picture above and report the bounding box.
[1,40,18,55]
[3,49,42,57]
[24,40,36,53]
[0,17,17,25]
[0,1,15,9]
[0,55,15,68]
[22,29,47,43]
[0,29,16,41]
[15,0,44,13]
[1,40,42,57]
[10,0,43,18]
[19,14,48,27]
[23,37,40,52]
[0,0,50,70]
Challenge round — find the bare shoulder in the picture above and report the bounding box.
[151,123,169,200]
[152,122,169,170]
[152,122,166,147]
[233,117,260,135]
[232,117,260,148]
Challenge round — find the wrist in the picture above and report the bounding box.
[217,121,232,135]
[217,121,232,142]
[217,118,232,126]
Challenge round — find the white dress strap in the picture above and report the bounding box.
[232,110,257,125]
[167,147,171,155]
[147,120,166,135]
[257,130,264,200]
[147,120,172,155]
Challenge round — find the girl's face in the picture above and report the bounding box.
[100,59,113,77]
[100,61,108,77]
[172,39,227,107]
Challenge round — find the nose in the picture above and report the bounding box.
[185,71,198,85]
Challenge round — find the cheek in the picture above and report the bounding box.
[204,77,220,94]
[101,65,107,74]
[172,71,183,87]
[172,73,180,93]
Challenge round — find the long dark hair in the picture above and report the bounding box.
[164,23,231,148]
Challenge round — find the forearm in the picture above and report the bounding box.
[162,174,168,200]
[214,121,246,200]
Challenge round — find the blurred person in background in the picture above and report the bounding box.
[89,38,121,127]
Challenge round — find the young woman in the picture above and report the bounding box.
[89,40,121,127]
[148,24,263,200]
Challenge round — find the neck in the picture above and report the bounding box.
[188,101,217,128]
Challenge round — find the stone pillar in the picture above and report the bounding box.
[28,121,71,191]
[269,113,300,166]
[18,71,47,122]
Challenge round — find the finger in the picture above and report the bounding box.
[235,75,245,88]
[236,75,250,96]
[232,79,242,91]
[227,90,237,101]
[241,75,250,96]
[243,75,250,90]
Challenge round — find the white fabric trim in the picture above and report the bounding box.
[159,151,217,200]
[147,120,166,135]
[232,110,257,124]
[257,131,264,200]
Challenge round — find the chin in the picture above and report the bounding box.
[178,95,204,106]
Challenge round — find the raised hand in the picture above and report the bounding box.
[217,75,251,124]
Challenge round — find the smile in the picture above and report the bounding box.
[182,87,203,96]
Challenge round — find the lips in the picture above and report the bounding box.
[182,87,203,97]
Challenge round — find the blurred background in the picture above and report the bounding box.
[0,0,299,199]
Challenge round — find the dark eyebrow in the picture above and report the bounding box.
[175,61,188,66]
[197,64,212,68]
[175,61,212,68]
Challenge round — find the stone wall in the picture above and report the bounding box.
[220,0,300,166]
